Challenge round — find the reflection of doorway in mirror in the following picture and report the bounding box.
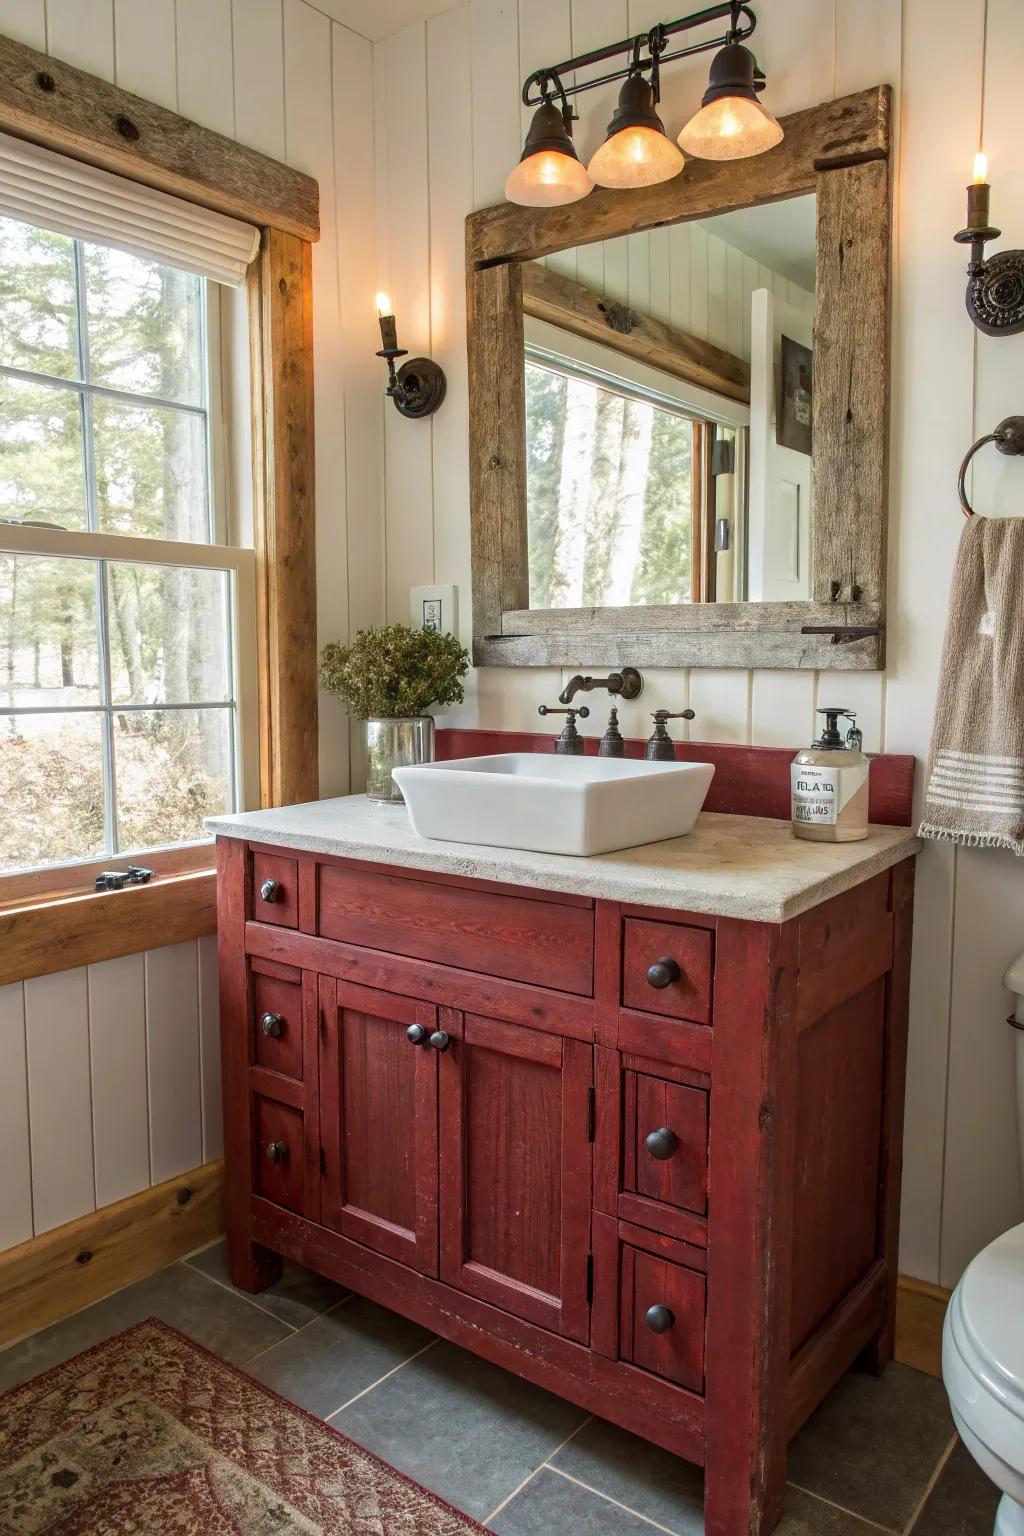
[748,288,814,602]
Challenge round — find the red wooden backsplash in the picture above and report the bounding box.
[435,728,916,828]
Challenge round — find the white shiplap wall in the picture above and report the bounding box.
[374,0,1024,1289]
[0,0,383,1248]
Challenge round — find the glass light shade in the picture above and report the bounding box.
[677,95,784,161]
[505,149,593,207]
[588,126,684,190]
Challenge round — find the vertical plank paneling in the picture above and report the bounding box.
[197,934,223,1162]
[0,983,33,1248]
[46,0,114,78]
[334,20,384,788]
[470,0,521,208]
[750,672,816,749]
[937,0,1024,1284]
[427,5,473,654]
[378,23,433,626]
[886,0,987,1283]
[145,942,203,1183]
[88,953,150,1207]
[176,0,235,137]
[25,969,94,1234]
[284,0,349,798]
[0,0,44,48]
[689,669,750,745]
[113,0,177,109]
[231,0,286,160]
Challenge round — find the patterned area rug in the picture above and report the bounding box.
[0,1317,487,1534]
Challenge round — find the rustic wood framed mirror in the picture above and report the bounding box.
[466,86,892,671]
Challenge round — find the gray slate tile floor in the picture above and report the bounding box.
[0,1238,1000,1535]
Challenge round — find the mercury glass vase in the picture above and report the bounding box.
[364,716,435,802]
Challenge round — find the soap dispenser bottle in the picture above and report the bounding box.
[791,709,869,842]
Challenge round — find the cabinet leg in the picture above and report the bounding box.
[859,1314,895,1377]
[703,1431,786,1536]
[226,1230,282,1293]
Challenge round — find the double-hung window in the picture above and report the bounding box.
[0,215,257,883]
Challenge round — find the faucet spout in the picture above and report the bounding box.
[558,667,644,705]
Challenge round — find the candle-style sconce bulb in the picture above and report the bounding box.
[954,152,1024,337]
[373,291,446,419]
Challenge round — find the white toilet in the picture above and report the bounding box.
[942,952,1024,1535]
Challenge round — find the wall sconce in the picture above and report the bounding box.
[954,155,1024,337]
[375,293,447,418]
[507,2,782,208]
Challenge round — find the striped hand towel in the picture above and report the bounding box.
[920,515,1024,854]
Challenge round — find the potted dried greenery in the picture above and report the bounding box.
[319,623,470,802]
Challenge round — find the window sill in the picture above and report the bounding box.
[0,868,217,987]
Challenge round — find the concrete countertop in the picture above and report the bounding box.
[207,796,920,924]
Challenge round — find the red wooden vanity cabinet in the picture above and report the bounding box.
[217,834,914,1536]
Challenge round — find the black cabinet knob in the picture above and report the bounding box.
[646,956,681,989]
[407,1023,429,1045]
[259,878,281,903]
[645,1304,675,1334]
[261,1012,284,1039]
[265,1140,288,1164]
[645,1126,679,1160]
[429,1030,451,1053]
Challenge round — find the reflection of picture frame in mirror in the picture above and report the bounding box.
[779,335,813,457]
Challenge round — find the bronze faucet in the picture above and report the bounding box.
[558,667,643,705]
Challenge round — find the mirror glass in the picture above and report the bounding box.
[523,192,816,609]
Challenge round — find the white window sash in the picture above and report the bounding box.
[0,521,261,819]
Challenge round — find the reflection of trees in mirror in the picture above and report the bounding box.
[0,219,234,875]
[525,360,694,610]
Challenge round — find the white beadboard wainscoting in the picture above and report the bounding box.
[0,938,220,1248]
[1,0,1023,1297]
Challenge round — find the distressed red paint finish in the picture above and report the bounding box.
[218,834,915,1536]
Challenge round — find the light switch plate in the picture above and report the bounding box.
[410,584,458,636]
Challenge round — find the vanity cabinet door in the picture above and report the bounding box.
[438,1010,592,1344]
[319,976,439,1277]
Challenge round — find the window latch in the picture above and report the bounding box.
[95,865,153,892]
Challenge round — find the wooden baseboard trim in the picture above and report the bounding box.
[894,1273,950,1377]
[0,1159,225,1351]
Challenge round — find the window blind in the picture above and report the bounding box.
[0,130,260,286]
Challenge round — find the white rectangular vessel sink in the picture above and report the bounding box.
[392,753,715,858]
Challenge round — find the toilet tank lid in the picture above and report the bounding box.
[958,1223,1024,1405]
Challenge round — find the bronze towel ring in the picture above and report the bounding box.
[958,414,1024,516]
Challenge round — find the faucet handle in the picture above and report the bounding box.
[539,705,589,755]
[645,708,695,763]
[650,709,695,723]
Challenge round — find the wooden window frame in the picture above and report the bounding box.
[0,32,319,982]
[466,85,893,673]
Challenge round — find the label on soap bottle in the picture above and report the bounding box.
[791,763,868,827]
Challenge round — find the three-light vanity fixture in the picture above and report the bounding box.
[505,1,782,208]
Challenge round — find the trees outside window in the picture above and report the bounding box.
[0,218,252,877]
[525,357,700,611]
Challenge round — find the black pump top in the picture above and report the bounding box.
[814,708,859,750]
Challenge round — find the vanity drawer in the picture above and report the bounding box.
[252,961,303,1081]
[593,1213,707,1393]
[252,851,299,929]
[622,918,713,1025]
[622,1241,706,1392]
[623,1071,708,1219]
[253,1094,308,1216]
[317,864,595,995]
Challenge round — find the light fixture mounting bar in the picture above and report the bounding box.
[521,2,756,107]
